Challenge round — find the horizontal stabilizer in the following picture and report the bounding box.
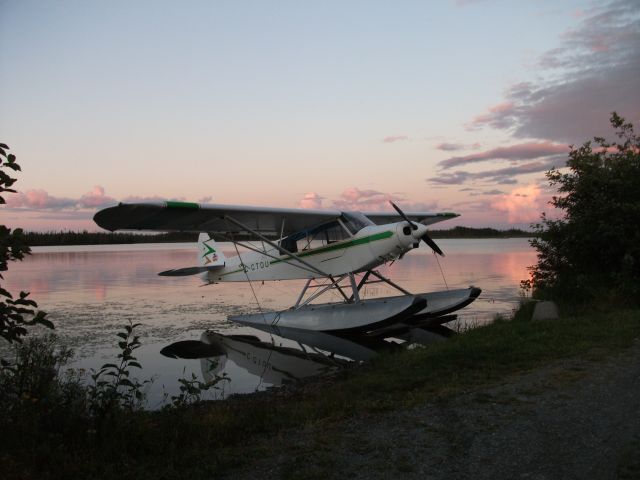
[158,265,224,276]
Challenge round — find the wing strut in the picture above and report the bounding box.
[216,233,321,277]
[223,214,330,278]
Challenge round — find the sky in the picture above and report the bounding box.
[1,0,638,231]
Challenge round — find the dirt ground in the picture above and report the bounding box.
[231,341,640,479]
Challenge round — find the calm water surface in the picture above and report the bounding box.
[4,239,535,407]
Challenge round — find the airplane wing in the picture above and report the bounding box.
[364,211,459,226]
[94,202,343,237]
[93,201,459,238]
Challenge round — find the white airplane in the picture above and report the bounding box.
[94,201,480,333]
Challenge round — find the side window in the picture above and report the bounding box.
[279,218,355,253]
[280,236,298,253]
[323,224,348,243]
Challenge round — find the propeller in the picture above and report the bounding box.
[389,201,445,257]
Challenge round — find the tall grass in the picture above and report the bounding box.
[1,308,638,479]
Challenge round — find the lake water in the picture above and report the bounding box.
[3,238,536,407]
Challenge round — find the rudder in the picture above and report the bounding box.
[198,233,225,267]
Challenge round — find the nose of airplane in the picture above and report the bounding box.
[412,223,428,240]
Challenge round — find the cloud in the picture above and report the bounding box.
[496,178,519,185]
[469,189,506,196]
[298,188,437,212]
[7,185,117,210]
[5,186,193,213]
[468,102,516,131]
[436,142,465,151]
[298,192,324,209]
[197,195,213,203]
[491,184,548,224]
[427,172,472,185]
[382,135,409,143]
[6,189,76,209]
[435,142,481,151]
[438,142,568,169]
[77,185,117,208]
[468,0,640,143]
[121,194,185,203]
[331,187,402,211]
[427,156,564,185]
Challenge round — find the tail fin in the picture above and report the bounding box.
[198,233,225,267]
[158,233,226,277]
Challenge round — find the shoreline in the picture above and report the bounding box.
[23,227,534,247]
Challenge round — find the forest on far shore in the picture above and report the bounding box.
[24,226,533,246]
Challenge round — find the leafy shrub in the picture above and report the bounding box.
[0,143,52,361]
[529,113,640,305]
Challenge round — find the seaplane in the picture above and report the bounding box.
[94,200,481,334]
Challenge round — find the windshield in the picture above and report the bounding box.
[341,212,375,234]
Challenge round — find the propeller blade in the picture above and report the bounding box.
[422,233,445,257]
[389,201,416,229]
[390,201,444,256]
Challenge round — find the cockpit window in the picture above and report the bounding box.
[279,219,351,252]
[341,211,375,234]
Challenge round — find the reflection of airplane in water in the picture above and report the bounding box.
[160,319,456,394]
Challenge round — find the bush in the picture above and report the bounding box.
[1,143,52,362]
[529,113,640,305]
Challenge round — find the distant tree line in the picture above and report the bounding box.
[24,226,533,246]
[24,230,198,246]
[428,226,532,239]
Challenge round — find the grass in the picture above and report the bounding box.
[2,307,640,479]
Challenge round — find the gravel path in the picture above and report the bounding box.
[231,341,640,479]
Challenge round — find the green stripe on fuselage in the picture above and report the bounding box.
[270,230,394,265]
[217,229,394,277]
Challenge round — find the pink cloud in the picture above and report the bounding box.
[439,141,568,169]
[4,186,190,214]
[298,192,324,209]
[428,157,564,185]
[121,194,183,203]
[332,187,400,211]
[299,188,438,213]
[77,185,117,208]
[7,185,117,210]
[332,188,438,212]
[6,189,76,209]
[467,102,517,130]
[382,135,409,143]
[491,184,549,224]
[466,1,639,144]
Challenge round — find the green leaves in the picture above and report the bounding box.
[1,143,51,360]
[88,321,149,416]
[529,113,640,305]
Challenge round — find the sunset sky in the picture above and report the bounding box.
[1,0,638,231]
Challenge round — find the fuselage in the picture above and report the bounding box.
[206,221,428,282]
